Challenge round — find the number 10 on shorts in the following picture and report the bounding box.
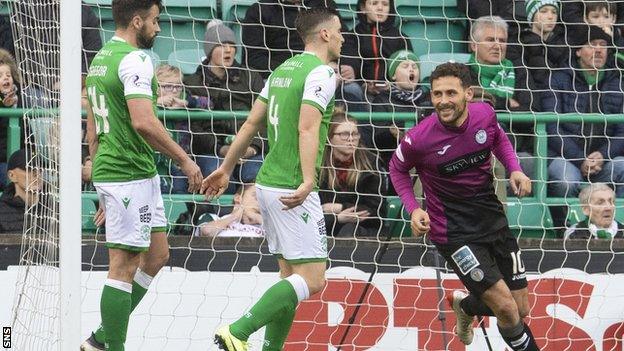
[511,251,525,275]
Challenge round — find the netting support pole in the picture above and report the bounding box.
[59,0,82,349]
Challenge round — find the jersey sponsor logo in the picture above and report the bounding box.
[437,144,451,155]
[437,148,489,176]
[132,74,151,89]
[122,197,131,209]
[475,129,487,144]
[139,205,151,223]
[451,245,480,275]
[317,219,327,237]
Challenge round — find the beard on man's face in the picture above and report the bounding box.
[137,26,156,49]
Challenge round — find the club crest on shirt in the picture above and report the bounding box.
[475,129,487,144]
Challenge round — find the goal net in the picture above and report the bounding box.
[8,1,63,349]
[6,0,624,350]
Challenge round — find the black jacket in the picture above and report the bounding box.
[341,2,412,82]
[506,27,569,90]
[541,61,624,166]
[0,184,25,233]
[241,0,342,79]
[0,15,14,57]
[319,153,387,236]
[183,60,265,156]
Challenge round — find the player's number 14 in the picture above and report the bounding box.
[88,86,110,134]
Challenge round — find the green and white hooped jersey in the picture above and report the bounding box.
[255,52,336,190]
[86,36,158,183]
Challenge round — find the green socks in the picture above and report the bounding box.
[262,307,296,351]
[94,269,153,345]
[100,279,132,351]
[229,279,299,342]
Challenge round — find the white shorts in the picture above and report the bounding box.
[256,184,327,263]
[95,175,167,252]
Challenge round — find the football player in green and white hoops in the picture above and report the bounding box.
[202,7,343,351]
[81,1,202,350]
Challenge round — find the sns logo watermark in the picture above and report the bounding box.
[3,326,11,349]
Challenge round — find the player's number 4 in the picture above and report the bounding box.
[268,95,279,141]
[88,86,110,134]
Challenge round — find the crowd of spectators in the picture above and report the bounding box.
[1,0,624,239]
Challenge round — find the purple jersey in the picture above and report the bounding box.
[389,102,522,244]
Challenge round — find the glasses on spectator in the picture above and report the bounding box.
[332,131,360,141]
[160,83,183,92]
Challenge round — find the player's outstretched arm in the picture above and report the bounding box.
[279,104,321,210]
[128,98,203,192]
[201,99,267,198]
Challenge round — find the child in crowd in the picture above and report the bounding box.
[341,0,412,96]
[197,184,264,237]
[0,50,18,108]
[369,50,429,167]
[155,64,210,110]
[183,20,265,195]
[0,49,20,190]
[155,64,210,193]
[507,0,567,89]
[582,1,624,63]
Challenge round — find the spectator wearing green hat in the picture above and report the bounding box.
[367,50,430,170]
[507,0,567,90]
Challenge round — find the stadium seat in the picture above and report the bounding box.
[164,199,188,227]
[167,48,205,75]
[0,0,14,16]
[333,0,358,29]
[395,0,467,57]
[82,197,98,232]
[506,202,556,239]
[221,0,256,63]
[418,52,471,83]
[386,196,412,237]
[143,50,162,68]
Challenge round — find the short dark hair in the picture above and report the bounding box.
[295,7,339,43]
[430,62,473,88]
[112,0,163,28]
[585,1,616,18]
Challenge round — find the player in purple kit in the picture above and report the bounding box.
[389,63,539,350]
